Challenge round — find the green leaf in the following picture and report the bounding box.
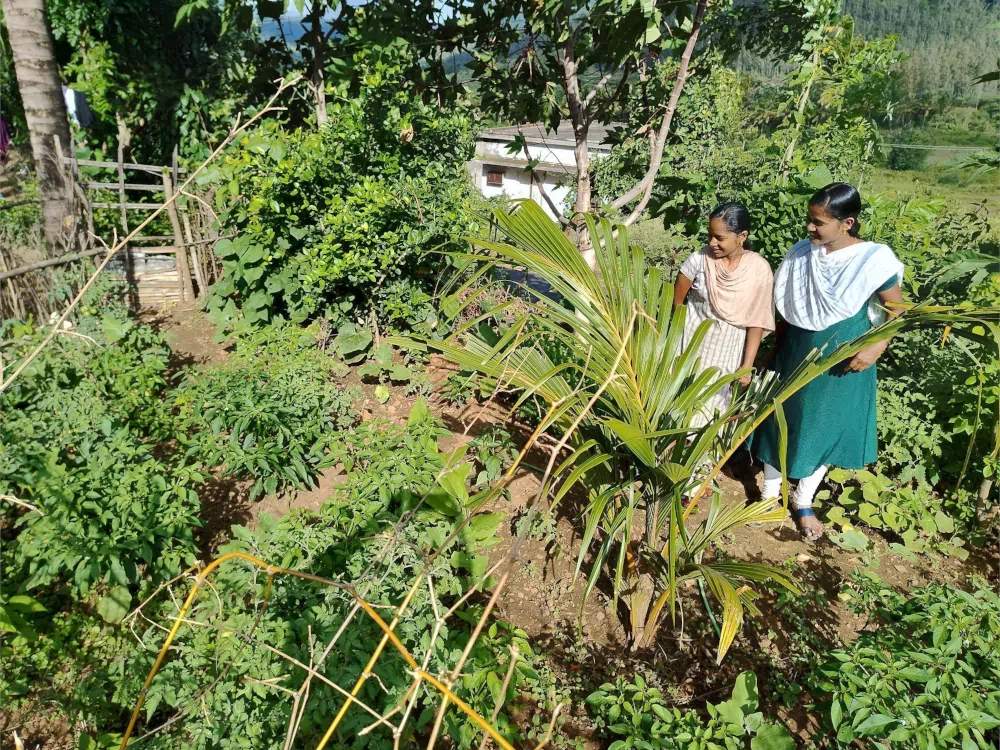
[831,698,843,730]
[96,586,132,624]
[854,714,898,736]
[829,529,868,551]
[964,711,1000,731]
[731,672,759,714]
[101,315,132,343]
[751,723,795,750]
[516,661,539,681]
[389,365,413,382]
[7,595,46,614]
[803,164,835,189]
[858,502,881,526]
[408,397,432,426]
[438,462,472,506]
[825,506,849,526]
[934,510,955,534]
[715,699,745,728]
[467,513,503,542]
[268,141,286,162]
[487,671,503,705]
[374,385,390,404]
[606,420,656,467]
[425,489,462,517]
[334,324,373,360]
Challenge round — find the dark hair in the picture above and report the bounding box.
[709,201,753,249]
[809,182,863,238]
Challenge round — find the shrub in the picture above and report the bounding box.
[587,672,795,750]
[807,575,1000,748]
[203,61,481,334]
[98,403,530,750]
[0,312,201,596]
[819,469,967,559]
[888,146,929,171]
[173,320,359,500]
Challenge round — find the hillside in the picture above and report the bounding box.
[844,0,1000,98]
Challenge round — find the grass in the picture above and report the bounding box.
[866,166,1000,218]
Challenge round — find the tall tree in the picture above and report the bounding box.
[458,0,709,230]
[177,0,458,130]
[1,0,71,257]
[49,0,281,163]
[452,0,830,241]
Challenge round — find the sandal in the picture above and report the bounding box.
[790,506,824,541]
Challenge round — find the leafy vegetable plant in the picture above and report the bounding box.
[808,575,1000,748]
[587,672,795,750]
[820,469,967,558]
[174,321,358,499]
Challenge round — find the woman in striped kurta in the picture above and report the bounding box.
[674,203,775,430]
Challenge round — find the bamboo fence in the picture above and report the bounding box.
[0,143,220,320]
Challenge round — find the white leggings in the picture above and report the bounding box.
[762,462,828,509]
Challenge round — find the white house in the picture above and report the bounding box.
[468,122,614,220]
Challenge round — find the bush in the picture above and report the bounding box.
[819,469,967,559]
[0,311,201,596]
[204,59,481,334]
[807,575,1000,748]
[173,320,359,500]
[95,403,532,750]
[888,146,929,171]
[587,672,795,750]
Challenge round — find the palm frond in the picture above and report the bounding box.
[395,202,1000,659]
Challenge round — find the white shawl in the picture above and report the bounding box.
[774,239,904,331]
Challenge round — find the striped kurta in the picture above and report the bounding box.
[679,251,747,429]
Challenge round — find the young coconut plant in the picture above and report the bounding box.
[396,200,1000,662]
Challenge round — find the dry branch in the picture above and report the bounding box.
[0,247,107,282]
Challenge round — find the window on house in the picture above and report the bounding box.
[486,170,504,186]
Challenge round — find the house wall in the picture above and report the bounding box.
[469,137,608,220]
[476,163,573,221]
[476,138,578,168]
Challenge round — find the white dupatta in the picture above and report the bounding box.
[774,239,904,331]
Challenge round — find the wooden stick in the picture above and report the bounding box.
[0,247,108,281]
[80,181,164,192]
[64,157,187,174]
[162,171,194,302]
[91,202,182,210]
[181,209,206,295]
[117,140,137,308]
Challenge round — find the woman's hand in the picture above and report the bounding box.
[737,371,752,388]
[845,341,888,373]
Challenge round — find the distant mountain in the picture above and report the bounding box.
[844,0,1000,98]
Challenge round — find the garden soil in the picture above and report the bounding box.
[146,306,999,746]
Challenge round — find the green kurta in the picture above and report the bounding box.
[751,277,896,479]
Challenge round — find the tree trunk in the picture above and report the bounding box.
[306,7,327,127]
[2,0,72,258]
[610,0,708,226]
[563,49,591,216]
[562,43,596,266]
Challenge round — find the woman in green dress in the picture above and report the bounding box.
[752,183,904,540]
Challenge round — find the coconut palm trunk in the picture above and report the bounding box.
[2,0,72,257]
